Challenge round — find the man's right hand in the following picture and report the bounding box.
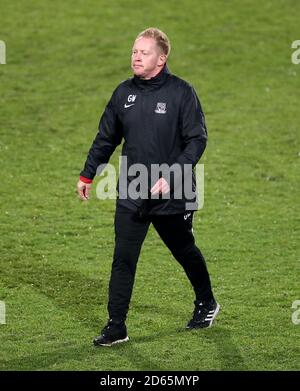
[77,179,92,201]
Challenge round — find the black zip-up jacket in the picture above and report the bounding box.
[80,65,207,215]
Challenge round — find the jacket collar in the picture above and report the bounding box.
[133,65,171,91]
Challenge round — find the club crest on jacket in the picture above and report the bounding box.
[155,102,167,114]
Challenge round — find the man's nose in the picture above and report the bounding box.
[134,52,142,61]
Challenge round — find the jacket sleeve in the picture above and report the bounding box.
[170,85,207,192]
[80,89,123,180]
[177,84,207,167]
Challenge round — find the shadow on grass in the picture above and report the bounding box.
[196,327,248,371]
[2,259,246,370]
[131,326,247,371]
[2,257,107,329]
[0,341,163,371]
[1,326,246,371]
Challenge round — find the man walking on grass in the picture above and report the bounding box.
[77,27,220,346]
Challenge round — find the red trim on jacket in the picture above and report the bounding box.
[80,176,93,184]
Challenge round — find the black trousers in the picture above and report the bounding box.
[108,205,214,321]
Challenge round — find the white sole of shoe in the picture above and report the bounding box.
[99,336,129,347]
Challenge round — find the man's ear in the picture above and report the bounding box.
[158,54,167,67]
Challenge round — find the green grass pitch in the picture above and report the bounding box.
[0,0,299,370]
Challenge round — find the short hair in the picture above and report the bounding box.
[136,27,171,57]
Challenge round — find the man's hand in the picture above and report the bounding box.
[77,179,92,201]
[150,177,170,195]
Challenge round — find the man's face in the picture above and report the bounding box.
[131,37,166,79]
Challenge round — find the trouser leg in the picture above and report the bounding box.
[107,206,150,321]
[151,213,214,302]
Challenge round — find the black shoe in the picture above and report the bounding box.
[186,299,220,329]
[93,319,129,347]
